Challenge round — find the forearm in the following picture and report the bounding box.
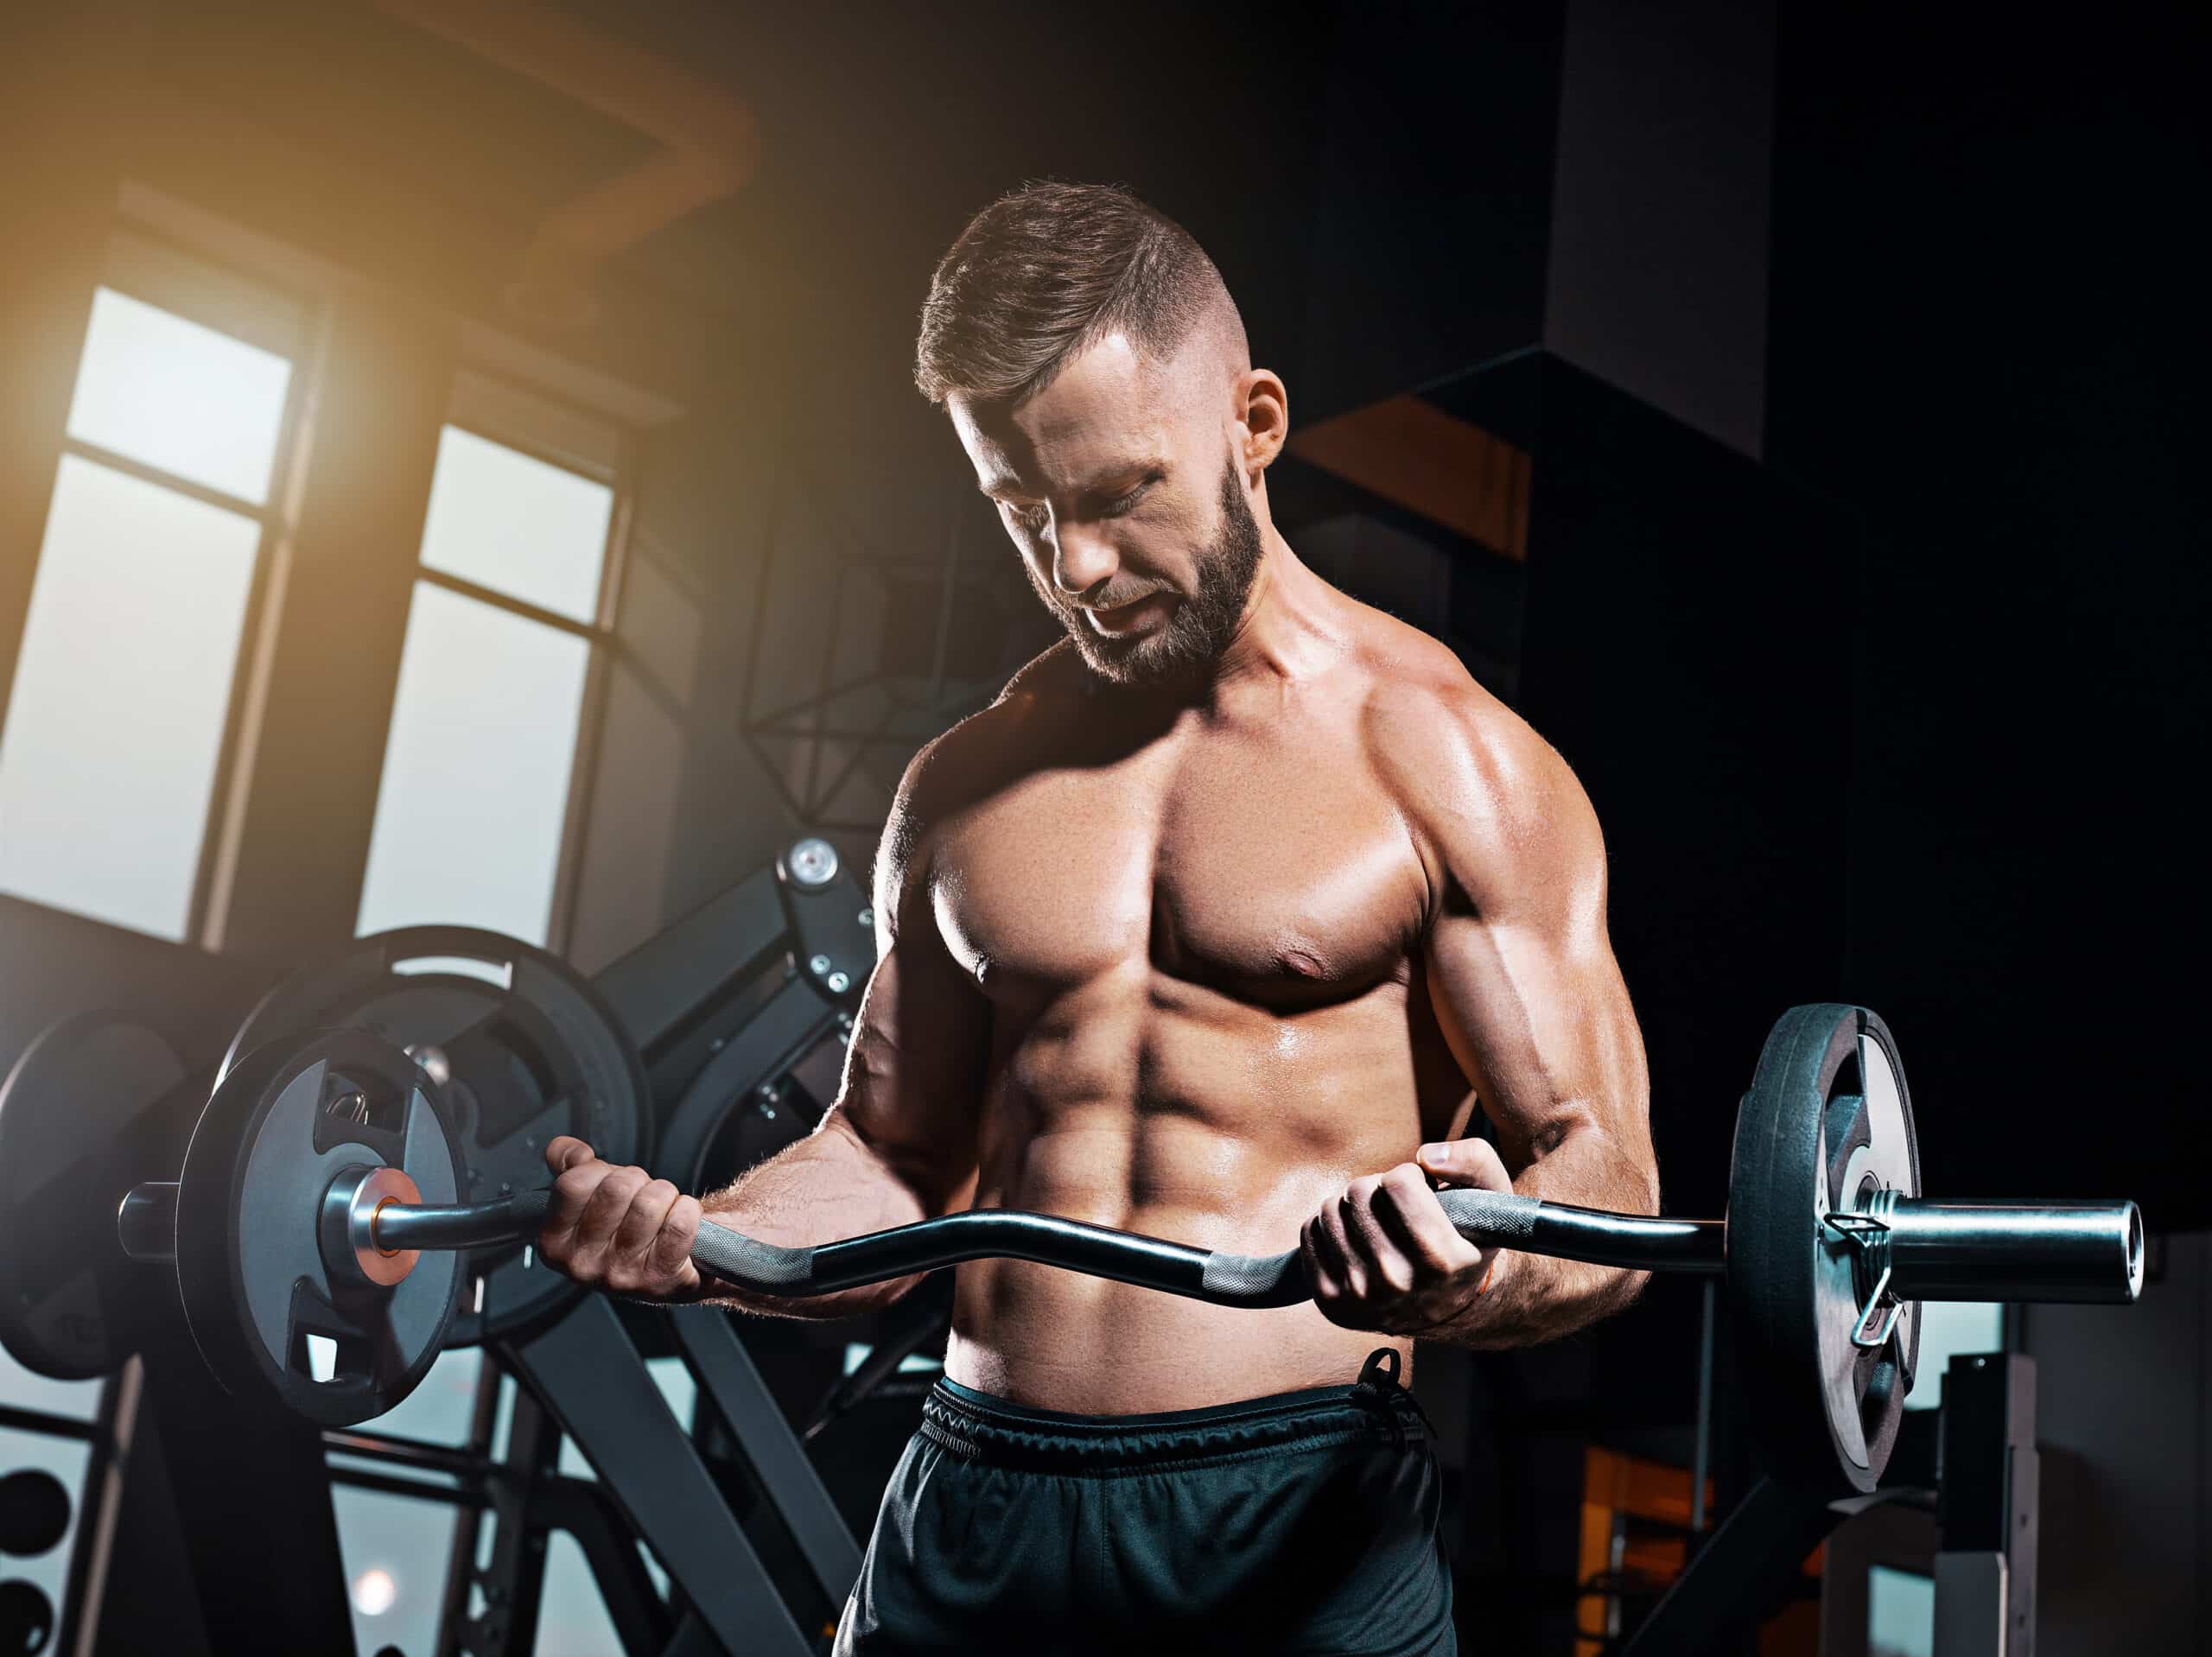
[1428,1121,1656,1350]
[688,1112,935,1319]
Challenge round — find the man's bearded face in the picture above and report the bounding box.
[1021,454,1263,687]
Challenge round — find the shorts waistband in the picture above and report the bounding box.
[919,1352,1431,1474]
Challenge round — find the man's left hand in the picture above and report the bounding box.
[1300,1138,1515,1334]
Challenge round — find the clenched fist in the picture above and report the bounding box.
[1300,1137,1514,1335]
[537,1137,705,1302]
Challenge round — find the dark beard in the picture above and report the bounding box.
[1027,457,1265,688]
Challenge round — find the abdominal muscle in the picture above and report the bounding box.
[941,982,1435,1415]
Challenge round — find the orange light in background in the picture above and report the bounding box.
[1573,1445,1827,1655]
[1287,395,1530,562]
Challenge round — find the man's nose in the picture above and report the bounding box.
[1051,521,1120,599]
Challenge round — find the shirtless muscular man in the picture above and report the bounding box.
[538,181,1659,1655]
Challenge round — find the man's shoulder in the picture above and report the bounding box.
[1350,616,1533,783]
[988,637,1092,716]
[885,642,1079,860]
[1347,616,1591,863]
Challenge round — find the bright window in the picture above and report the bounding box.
[356,397,620,948]
[65,286,292,504]
[418,426,612,625]
[1904,1300,2004,1411]
[0,264,299,942]
[355,582,591,943]
[0,460,260,937]
[537,1528,630,1657]
[334,1482,458,1657]
[0,1344,100,1425]
[1868,1564,1935,1657]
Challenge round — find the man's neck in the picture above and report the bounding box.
[1207,536,1350,698]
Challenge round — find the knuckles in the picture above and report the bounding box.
[536,1158,696,1296]
[594,1166,649,1206]
[552,1165,602,1209]
[1305,1165,1462,1322]
[1379,1163,1428,1200]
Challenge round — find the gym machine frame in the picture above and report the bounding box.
[8,841,883,1657]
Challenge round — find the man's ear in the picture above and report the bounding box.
[1236,368,1290,476]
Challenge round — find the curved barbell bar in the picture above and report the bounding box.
[121,1179,2141,1311]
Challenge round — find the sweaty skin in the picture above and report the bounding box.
[540,316,1658,1414]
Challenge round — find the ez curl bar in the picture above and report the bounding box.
[113,1005,2140,1494]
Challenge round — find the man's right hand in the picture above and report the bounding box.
[537,1137,705,1302]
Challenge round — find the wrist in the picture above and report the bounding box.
[1471,1250,1506,1298]
[1399,1253,1507,1339]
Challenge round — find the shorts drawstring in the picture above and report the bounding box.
[1352,1347,1424,1451]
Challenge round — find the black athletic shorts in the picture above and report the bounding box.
[832,1348,1456,1655]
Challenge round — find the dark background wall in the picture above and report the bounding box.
[1765,10,2207,1210]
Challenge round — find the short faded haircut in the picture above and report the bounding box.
[914,180,1241,407]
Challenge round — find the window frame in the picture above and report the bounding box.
[372,380,635,956]
[0,228,321,946]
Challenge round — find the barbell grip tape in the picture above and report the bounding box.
[1201,1191,1562,1306]
[1199,1191,1724,1306]
[1436,1190,1728,1275]
[509,1187,552,1235]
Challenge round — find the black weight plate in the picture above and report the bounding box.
[0,1015,187,1380]
[1727,1004,1921,1495]
[176,1028,466,1428]
[222,929,650,1345]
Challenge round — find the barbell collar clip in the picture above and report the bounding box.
[1849,1265,1903,1349]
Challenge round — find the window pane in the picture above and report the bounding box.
[418,426,613,625]
[0,1343,101,1425]
[1903,1300,2004,1411]
[334,1482,457,1657]
[66,287,292,505]
[0,456,259,939]
[1868,1565,1935,1657]
[357,1347,484,1444]
[537,1529,627,1657]
[356,583,588,944]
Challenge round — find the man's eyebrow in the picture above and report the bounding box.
[976,462,1165,502]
